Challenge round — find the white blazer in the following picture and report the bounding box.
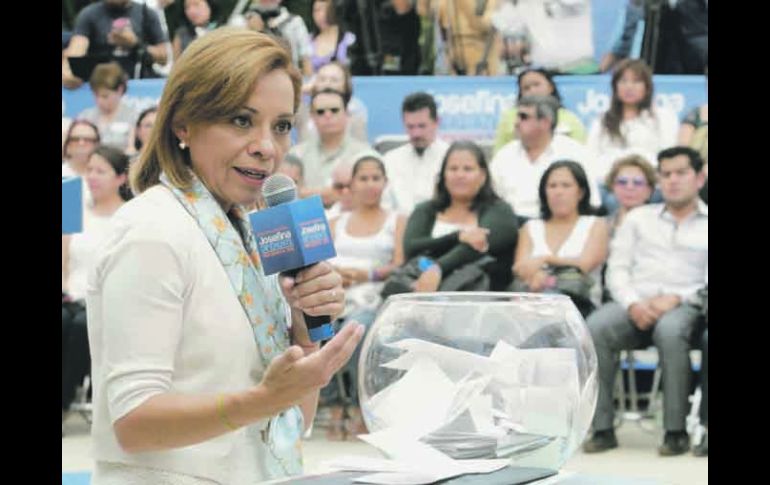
[87,185,289,483]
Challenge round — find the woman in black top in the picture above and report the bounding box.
[403,140,519,292]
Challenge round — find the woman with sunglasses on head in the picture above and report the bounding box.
[604,154,657,237]
[596,154,656,305]
[493,67,586,155]
[63,119,102,210]
[63,119,101,178]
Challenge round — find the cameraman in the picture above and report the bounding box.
[244,0,314,76]
[338,0,421,75]
[62,0,170,88]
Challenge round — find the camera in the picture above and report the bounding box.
[246,5,282,24]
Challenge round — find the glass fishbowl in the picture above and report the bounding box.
[357,292,598,470]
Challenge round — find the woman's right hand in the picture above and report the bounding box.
[258,322,364,409]
[459,227,490,252]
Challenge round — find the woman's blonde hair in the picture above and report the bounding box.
[604,153,657,188]
[131,27,302,194]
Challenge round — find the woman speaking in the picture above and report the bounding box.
[87,28,362,484]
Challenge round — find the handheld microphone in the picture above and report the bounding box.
[253,173,336,342]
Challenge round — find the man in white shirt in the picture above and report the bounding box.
[382,92,449,216]
[290,88,371,206]
[583,146,708,457]
[490,95,601,220]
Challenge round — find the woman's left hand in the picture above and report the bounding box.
[516,256,548,280]
[527,270,550,292]
[413,266,441,292]
[337,267,368,288]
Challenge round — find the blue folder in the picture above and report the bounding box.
[62,177,83,234]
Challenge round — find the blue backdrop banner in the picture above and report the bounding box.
[62,75,706,145]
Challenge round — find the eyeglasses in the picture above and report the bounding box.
[332,182,351,191]
[614,176,648,188]
[69,136,98,144]
[517,112,534,121]
[315,107,341,116]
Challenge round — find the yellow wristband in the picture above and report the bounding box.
[216,394,238,431]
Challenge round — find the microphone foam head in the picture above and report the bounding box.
[262,173,298,207]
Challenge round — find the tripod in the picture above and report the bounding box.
[640,0,665,70]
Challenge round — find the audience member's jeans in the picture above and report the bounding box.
[62,301,90,411]
[319,307,378,406]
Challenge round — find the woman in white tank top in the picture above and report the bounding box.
[62,146,131,422]
[324,151,406,440]
[513,160,609,316]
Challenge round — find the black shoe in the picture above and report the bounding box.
[693,432,708,457]
[658,431,690,456]
[583,429,618,453]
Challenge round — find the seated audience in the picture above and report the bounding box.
[62,145,132,424]
[324,161,355,219]
[587,59,679,202]
[277,153,305,189]
[62,119,102,208]
[491,95,601,219]
[323,151,406,440]
[63,120,101,179]
[403,140,519,292]
[493,67,586,155]
[289,88,370,205]
[297,61,368,143]
[604,154,657,235]
[127,105,158,163]
[583,146,707,457]
[512,161,609,317]
[77,62,138,152]
[382,92,449,216]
